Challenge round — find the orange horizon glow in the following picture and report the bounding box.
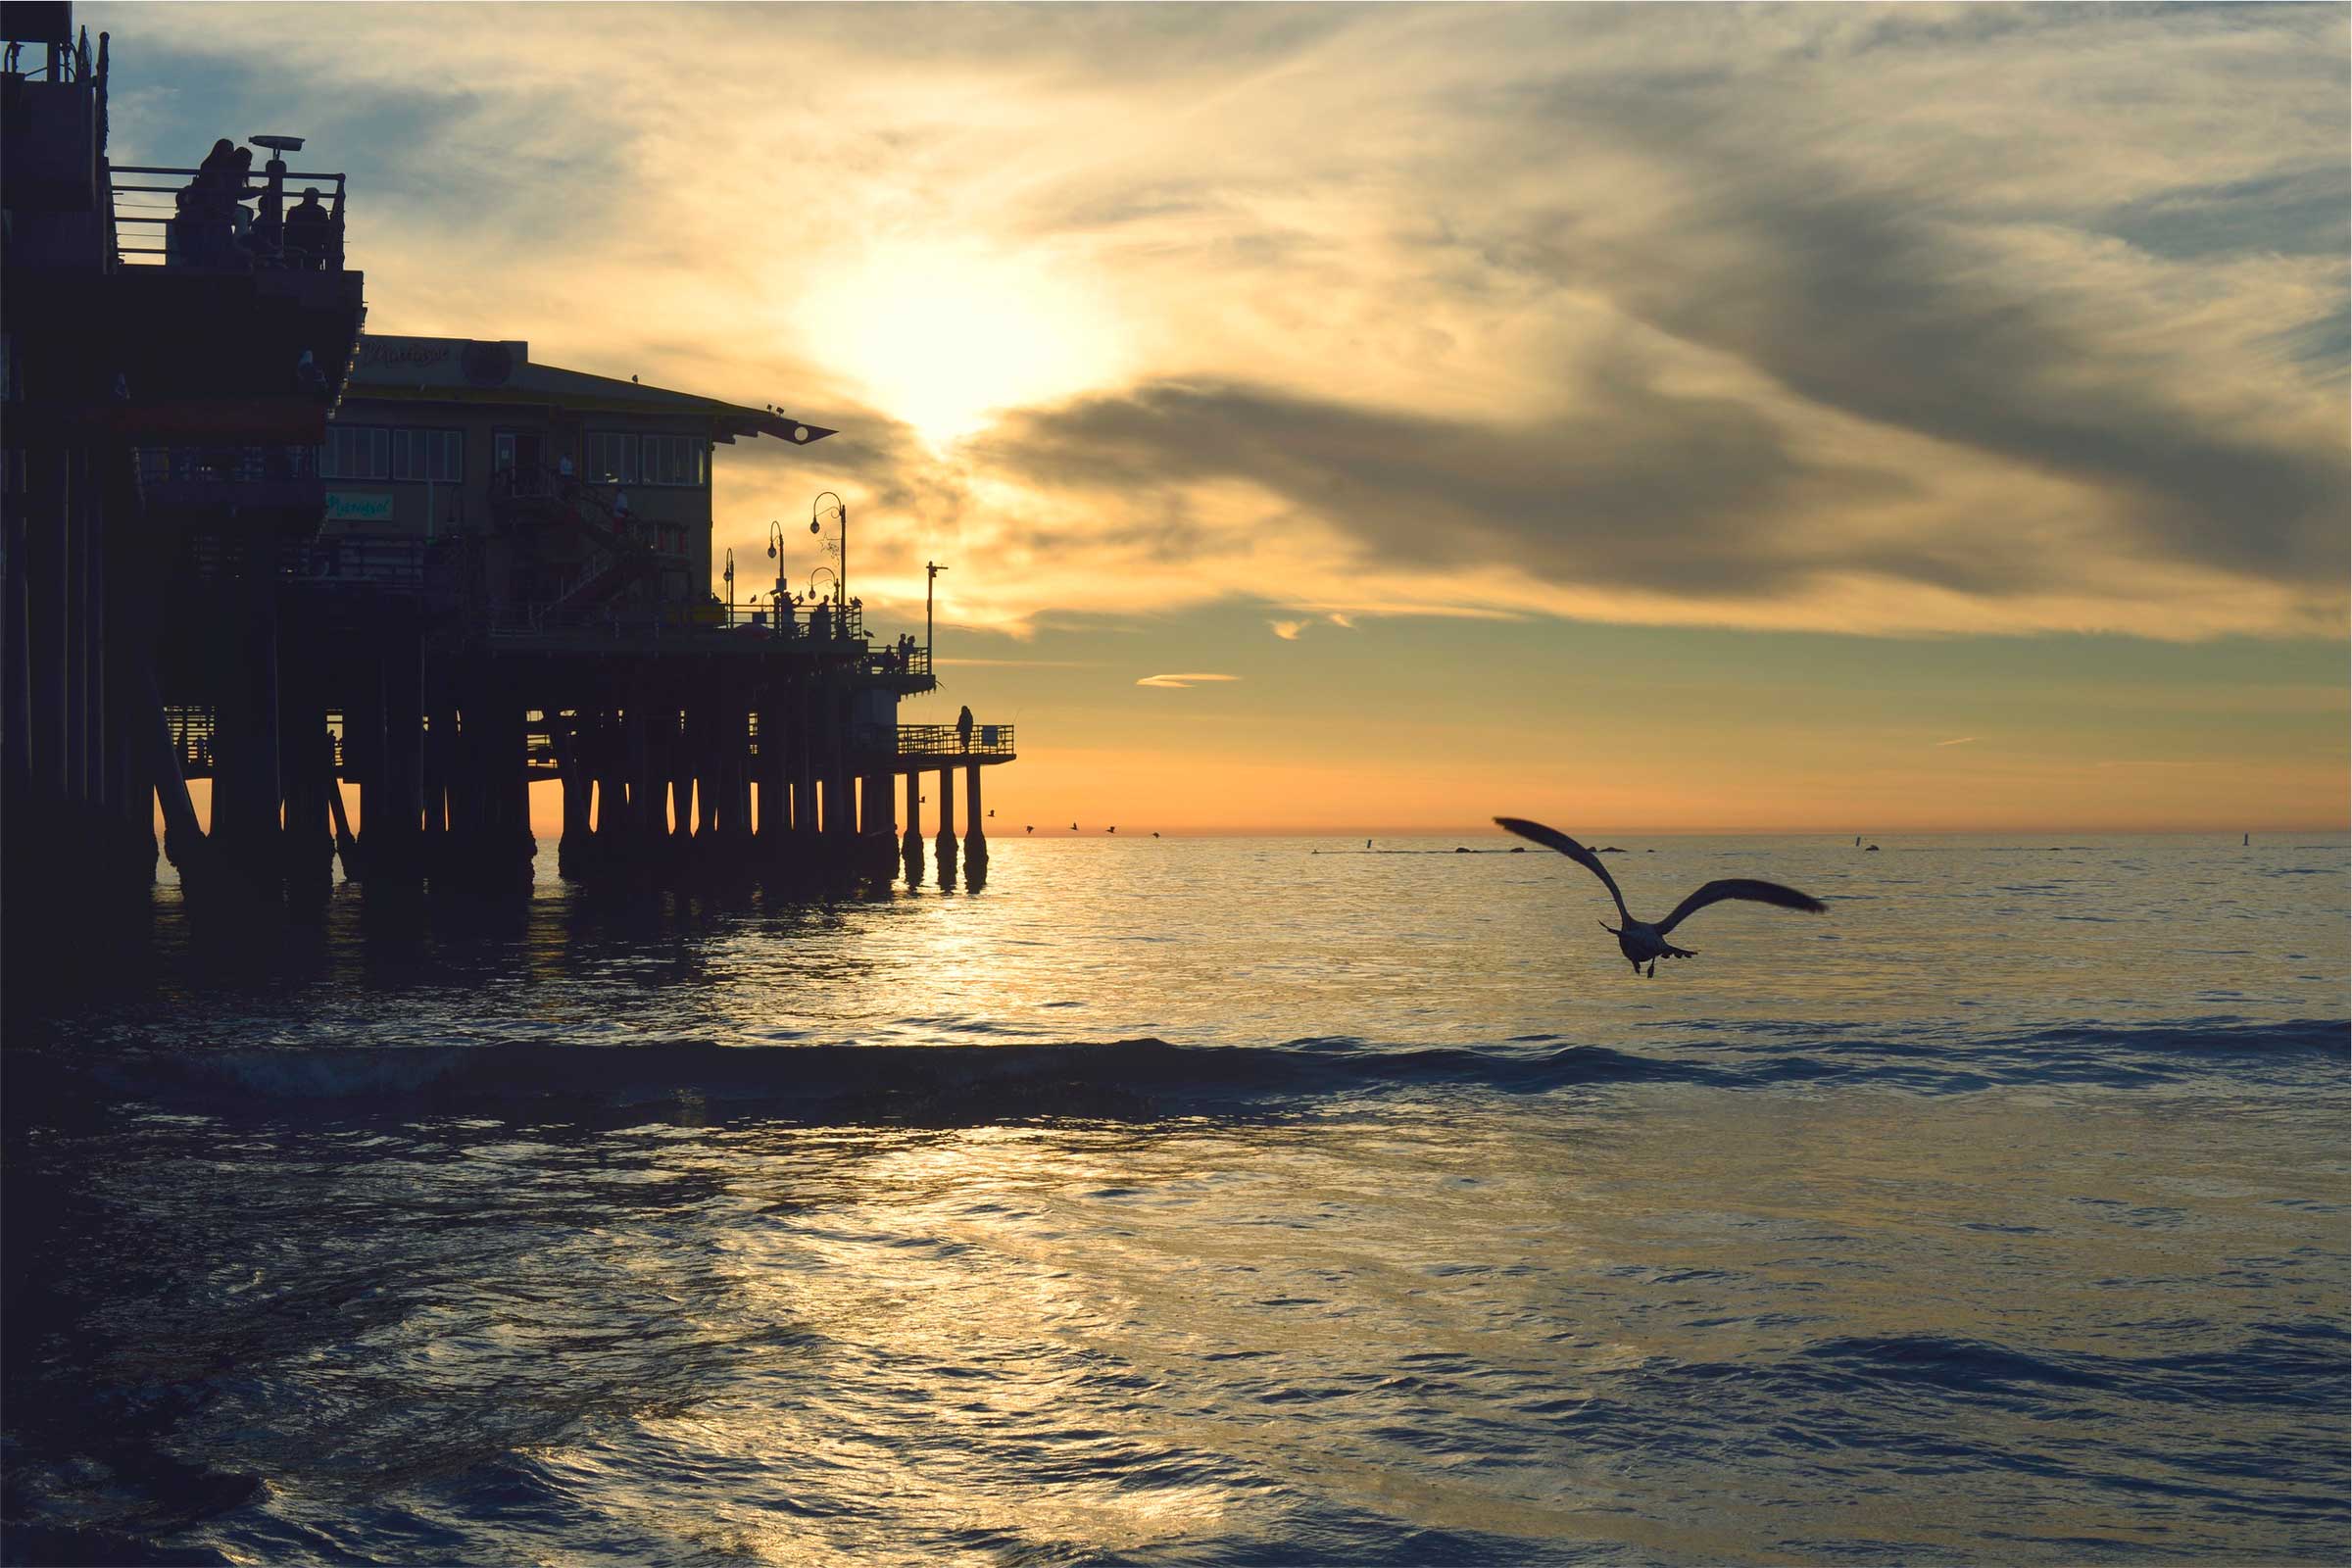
[168,775,2348,847]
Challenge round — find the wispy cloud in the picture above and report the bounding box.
[1270,619,1307,640]
[1136,672,1243,689]
[1936,736,1982,748]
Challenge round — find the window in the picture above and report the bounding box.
[585,431,636,484]
[320,425,388,479]
[587,430,706,487]
[390,428,463,483]
[641,433,705,487]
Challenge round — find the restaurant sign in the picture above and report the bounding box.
[324,490,395,522]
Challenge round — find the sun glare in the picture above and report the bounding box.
[800,246,1124,445]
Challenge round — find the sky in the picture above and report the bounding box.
[98,2,2349,833]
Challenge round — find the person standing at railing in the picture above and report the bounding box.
[172,139,241,268]
[957,705,974,752]
[285,187,331,270]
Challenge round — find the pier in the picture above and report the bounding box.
[2,5,1016,996]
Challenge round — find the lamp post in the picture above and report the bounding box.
[926,560,948,663]
[765,519,786,605]
[722,547,734,612]
[809,491,847,607]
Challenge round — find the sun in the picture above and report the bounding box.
[799,244,1125,445]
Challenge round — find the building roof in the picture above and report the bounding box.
[344,335,835,446]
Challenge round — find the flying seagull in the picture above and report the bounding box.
[1495,816,1827,977]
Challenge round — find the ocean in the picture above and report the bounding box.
[4,834,2346,1565]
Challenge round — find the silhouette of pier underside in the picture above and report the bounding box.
[154,606,1016,898]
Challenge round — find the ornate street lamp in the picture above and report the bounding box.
[808,491,847,606]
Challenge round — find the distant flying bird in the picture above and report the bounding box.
[1070,821,1078,831]
[1495,816,1827,978]
[1026,825,1034,834]
[1107,826,1117,834]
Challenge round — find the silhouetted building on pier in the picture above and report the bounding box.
[4,6,1016,997]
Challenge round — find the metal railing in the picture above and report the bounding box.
[2,26,99,85]
[176,532,425,589]
[139,445,321,483]
[884,722,1015,760]
[111,161,347,270]
[162,704,347,777]
[164,705,214,775]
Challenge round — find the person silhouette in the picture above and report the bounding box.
[956,705,973,752]
[285,186,332,269]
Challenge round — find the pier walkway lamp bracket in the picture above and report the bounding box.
[809,491,847,606]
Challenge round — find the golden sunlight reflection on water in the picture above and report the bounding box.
[21,834,2341,1564]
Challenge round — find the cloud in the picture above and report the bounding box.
[1270,619,1306,640]
[1136,672,1243,689]
[92,1,2347,641]
[1936,736,1982,748]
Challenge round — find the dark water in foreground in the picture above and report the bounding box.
[4,834,2346,1566]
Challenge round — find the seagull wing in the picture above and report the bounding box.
[1655,879,1827,935]
[1494,816,1631,923]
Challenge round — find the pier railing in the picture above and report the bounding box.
[111,162,348,270]
[485,600,938,674]
[877,722,1016,760]
[140,445,321,483]
[165,705,347,778]
[178,532,426,589]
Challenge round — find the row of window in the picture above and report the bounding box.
[318,426,709,487]
[585,431,705,488]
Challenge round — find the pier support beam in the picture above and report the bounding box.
[860,770,894,880]
[964,762,988,881]
[557,715,592,879]
[793,679,818,870]
[902,770,922,886]
[209,565,282,903]
[934,764,957,888]
[277,629,333,909]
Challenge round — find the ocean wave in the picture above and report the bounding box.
[26,1036,1717,1129]
[10,1015,2340,1130]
